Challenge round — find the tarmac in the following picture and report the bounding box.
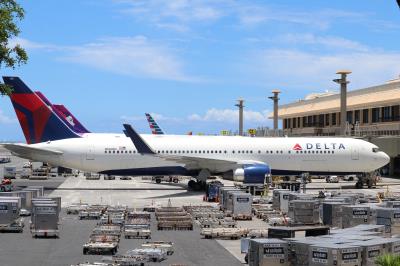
[3,148,400,265]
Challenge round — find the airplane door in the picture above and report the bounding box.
[86,146,95,160]
[351,147,359,160]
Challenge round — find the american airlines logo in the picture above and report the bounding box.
[293,143,346,150]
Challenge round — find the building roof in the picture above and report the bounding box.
[276,80,400,119]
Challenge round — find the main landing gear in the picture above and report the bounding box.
[188,180,207,191]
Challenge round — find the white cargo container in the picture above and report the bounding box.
[309,244,361,266]
[248,238,289,266]
[31,201,59,238]
[231,193,252,220]
[342,205,371,228]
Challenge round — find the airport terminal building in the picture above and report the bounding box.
[278,78,400,176]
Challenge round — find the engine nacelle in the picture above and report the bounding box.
[233,164,271,184]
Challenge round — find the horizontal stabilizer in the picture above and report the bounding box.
[2,143,63,158]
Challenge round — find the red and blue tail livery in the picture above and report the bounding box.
[145,113,164,135]
[3,77,80,144]
[35,91,90,134]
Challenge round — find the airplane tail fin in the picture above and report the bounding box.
[35,91,90,134]
[3,76,80,144]
[145,113,164,135]
[53,105,90,134]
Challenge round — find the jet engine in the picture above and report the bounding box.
[232,164,271,184]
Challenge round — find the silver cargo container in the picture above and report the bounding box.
[26,186,44,197]
[248,238,289,266]
[224,190,242,213]
[272,189,289,210]
[17,190,34,210]
[355,239,393,266]
[309,244,361,266]
[0,199,20,224]
[288,200,320,225]
[386,201,400,208]
[31,202,59,237]
[342,205,371,228]
[220,187,240,211]
[376,207,400,235]
[231,193,252,219]
[322,202,349,228]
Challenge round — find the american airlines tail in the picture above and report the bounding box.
[145,113,164,135]
[35,91,90,134]
[3,77,80,144]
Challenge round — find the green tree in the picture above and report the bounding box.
[0,0,27,95]
[375,254,400,266]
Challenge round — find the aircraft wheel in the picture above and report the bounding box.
[188,180,196,190]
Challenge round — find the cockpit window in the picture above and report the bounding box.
[372,148,379,153]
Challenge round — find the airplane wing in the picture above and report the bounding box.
[123,124,266,171]
[1,143,63,158]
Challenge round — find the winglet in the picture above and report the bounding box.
[123,124,156,154]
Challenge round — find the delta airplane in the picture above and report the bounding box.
[2,77,390,190]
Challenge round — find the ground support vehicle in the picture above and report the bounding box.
[83,235,119,255]
[0,179,13,192]
[141,241,174,256]
[66,203,89,215]
[201,228,249,240]
[152,175,180,184]
[0,218,24,233]
[124,224,151,239]
[109,254,147,266]
[127,248,167,262]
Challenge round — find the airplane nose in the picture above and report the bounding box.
[379,152,390,166]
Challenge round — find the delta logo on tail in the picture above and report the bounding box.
[293,144,302,150]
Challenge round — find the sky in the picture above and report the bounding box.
[1,0,400,141]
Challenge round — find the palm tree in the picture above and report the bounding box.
[375,254,400,266]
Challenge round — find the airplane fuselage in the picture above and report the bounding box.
[27,133,389,177]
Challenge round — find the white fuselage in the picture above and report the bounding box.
[25,133,390,176]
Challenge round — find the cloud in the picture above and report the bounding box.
[278,34,369,52]
[122,0,223,22]
[13,36,197,82]
[62,36,194,81]
[188,108,270,123]
[0,109,16,124]
[116,1,370,31]
[247,48,400,88]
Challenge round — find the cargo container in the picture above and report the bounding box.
[231,193,252,220]
[386,201,400,208]
[342,205,371,228]
[219,187,240,211]
[0,199,20,225]
[272,189,289,211]
[279,191,291,213]
[248,238,289,266]
[356,239,393,266]
[288,200,320,225]
[309,244,361,266]
[3,166,16,179]
[376,207,400,235]
[322,202,349,228]
[31,201,59,238]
